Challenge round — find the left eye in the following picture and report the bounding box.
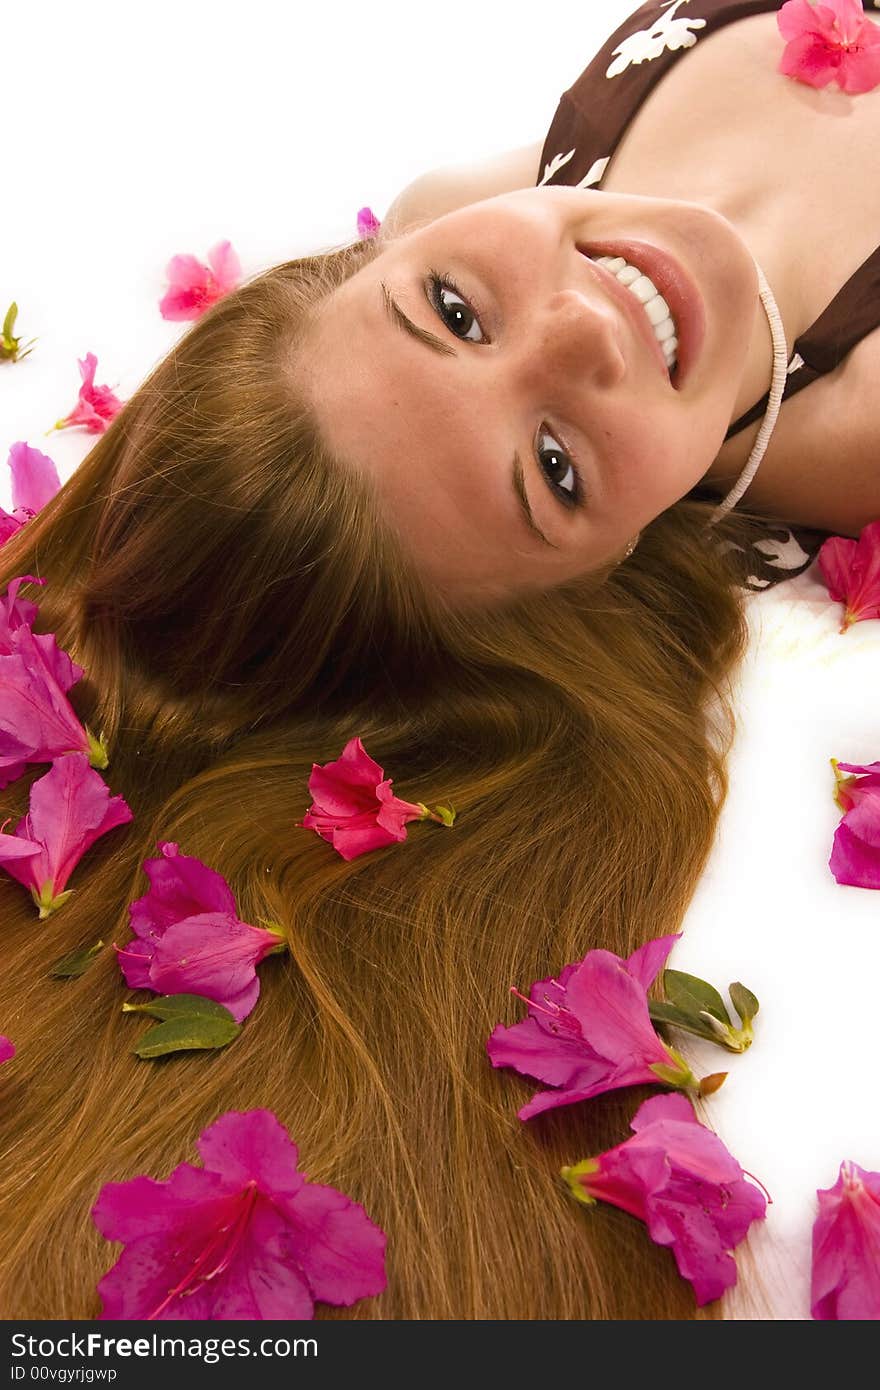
[427,274,486,344]
[537,429,579,507]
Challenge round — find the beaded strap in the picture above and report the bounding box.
[707,263,789,526]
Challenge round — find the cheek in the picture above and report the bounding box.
[602,419,704,523]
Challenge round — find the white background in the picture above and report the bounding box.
[3,0,878,1320]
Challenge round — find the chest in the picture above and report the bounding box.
[599,10,880,534]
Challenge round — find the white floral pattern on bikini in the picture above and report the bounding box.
[606,1,708,79]
[538,150,610,189]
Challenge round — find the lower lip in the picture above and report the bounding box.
[579,238,705,391]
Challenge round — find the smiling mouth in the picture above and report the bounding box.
[577,238,705,390]
[578,248,675,386]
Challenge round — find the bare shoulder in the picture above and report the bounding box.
[379,141,544,240]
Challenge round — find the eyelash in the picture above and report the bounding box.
[425,268,584,511]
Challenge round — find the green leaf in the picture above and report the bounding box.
[121,992,235,1023]
[133,1014,241,1059]
[662,969,732,1026]
[48,939,104,978]
[2,302,17,340]
[729,981,760,1026]
[649,999,734,1045]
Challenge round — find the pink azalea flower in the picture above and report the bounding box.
[818,520,880,632]
[828,757,880,887]
[487,933,712,1120]
[0,575,107,788]
[52,353,124,435]
[0,442,62,546]
[778,0,880,93]
[115,841,284,1022]
[0,754,133,918]
[812,1159,880,1318]
[159,240,243,321]
[357,207,381,239]
[300,736,453,861]
[0,1037,14,1064]
[92,1107,387,1320]
[563,1093,768,1306]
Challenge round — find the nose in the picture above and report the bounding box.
[515,287,627,392]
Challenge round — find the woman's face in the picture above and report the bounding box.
[300,185,759,605]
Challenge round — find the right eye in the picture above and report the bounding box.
[427,272,487,344]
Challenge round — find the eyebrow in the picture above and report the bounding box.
[379,281,558,549]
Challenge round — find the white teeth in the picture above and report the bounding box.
[616,264,642,287]
[643,293,672,327]
[593,254,678,374]
[628,274,661,307]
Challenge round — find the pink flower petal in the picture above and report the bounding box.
[357,207,381,240]
[0,637,92,789]
[308,737,391,807]
[77,352,97,389]
[276,1180,388,1305]
[0,1036,15,1064]
[28,754,132,892]
[206,240,242,292]
[301,737,425,860]
[564,950,675,1070]
[92,1110,386,1320]
[487,936,693,1120]
[196,1109,306,1197]
[0,511,24,547]
[114,939,154,991]
[129,841,238,939]
[568,1093,767,1306]
[55,354,123,434]
[0,755,132,911]
[375,779,428,832]
[148,913,279,1021]
[812,1160,880,1318]
[829,760,880,885]
[818,526,880,630]
[778,0,880,92]
[0,829,42,863]
[7,441,61,515]
[487,1013,599,1089]
[120,846,279,1018]
[159,244,242,321]
[163,254,211,292]
[624,931,681,992]
[829,820,880,887]
[837,785,880,847]
[0,574,45,637]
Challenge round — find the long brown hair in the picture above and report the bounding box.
[0,231,765,1318]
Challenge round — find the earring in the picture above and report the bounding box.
[622,532,640,560]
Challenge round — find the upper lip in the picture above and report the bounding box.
[578,248,672,385]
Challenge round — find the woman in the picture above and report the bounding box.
[0,0,874,1318]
